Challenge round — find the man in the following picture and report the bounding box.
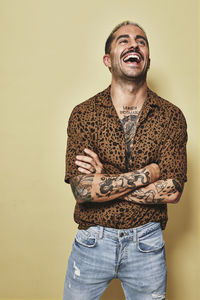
[63,21,187,300]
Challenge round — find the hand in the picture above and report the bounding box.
[75,148,104,174]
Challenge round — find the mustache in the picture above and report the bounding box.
[120,49,144,61]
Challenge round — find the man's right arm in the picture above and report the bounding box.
[70,163,160,203]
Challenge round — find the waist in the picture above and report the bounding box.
[80,222,162,241]
[74,200,168,230]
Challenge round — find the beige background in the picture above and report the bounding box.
[0,0,199,299]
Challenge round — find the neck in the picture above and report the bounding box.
[110,77,148,109]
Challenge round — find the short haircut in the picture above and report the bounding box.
[105,21,149,54]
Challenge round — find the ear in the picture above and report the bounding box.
[103,54,111,68]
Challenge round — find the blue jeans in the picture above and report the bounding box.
[63,222,167,300]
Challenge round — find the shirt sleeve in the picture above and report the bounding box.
[158,108,187,187]
[64,105,95,184]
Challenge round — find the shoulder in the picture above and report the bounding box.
[67,87,110,134]
[149,89,187,128]
[69,95,95,120]
[69,86,109,120]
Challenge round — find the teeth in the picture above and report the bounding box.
[123,54,141,62]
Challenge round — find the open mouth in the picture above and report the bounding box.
[122,53,142,64]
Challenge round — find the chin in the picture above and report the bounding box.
[124,71,148,82]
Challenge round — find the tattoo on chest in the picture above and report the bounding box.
[120,105,139,115]
[120,107,141,155]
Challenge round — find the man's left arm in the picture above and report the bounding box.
[122,178,183,204]
[123,108,187,205]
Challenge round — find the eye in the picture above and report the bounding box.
[137,39,146,46]
[120,39,128,44]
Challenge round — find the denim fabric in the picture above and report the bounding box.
[63,222,167,300]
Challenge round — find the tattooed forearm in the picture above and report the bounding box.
[70,165,158,203]
[126,188,164,204]
[96,168,151,199]
[70,175,94,203]
[123,179,183,205]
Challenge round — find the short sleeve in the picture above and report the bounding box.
[158,109,187,187]
[64,106,95,184]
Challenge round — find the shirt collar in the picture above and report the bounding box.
[95,85,162,110]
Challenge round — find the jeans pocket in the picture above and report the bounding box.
[137,227,164,253]
[75,229,97,248]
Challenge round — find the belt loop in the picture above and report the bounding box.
[133,228,137,243]
[98,226,104,239]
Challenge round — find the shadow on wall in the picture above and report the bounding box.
[164,156,194,300]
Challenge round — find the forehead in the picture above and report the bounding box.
[113,24,147,40]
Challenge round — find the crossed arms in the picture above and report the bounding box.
[70,149,183,205]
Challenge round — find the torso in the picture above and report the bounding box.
[68,86,173,230]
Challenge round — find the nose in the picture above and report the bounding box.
[128,41,139,51]
[129,45,139,52]
[129,37,139,49]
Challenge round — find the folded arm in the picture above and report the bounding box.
[70,163,160,204]
[72,148,184,205]
[121,178,183,205]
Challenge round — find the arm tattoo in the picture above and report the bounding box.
[126,188,164,204]
[70,175,94,202]
[124,179,182,205]
[70,168,151,203]
[96,168,151,199]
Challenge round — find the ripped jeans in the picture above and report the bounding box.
[63,222,167,300]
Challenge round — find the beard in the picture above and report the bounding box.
[124,67,149,84]
[112,64,149,85]
[110,57,150,84]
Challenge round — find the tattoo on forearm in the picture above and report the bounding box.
[96,168,151,199]
[71,168,151,203]
[126,188,165,204]
[125,179,182,205]
[71,175,94,202]
[154,180,167,193]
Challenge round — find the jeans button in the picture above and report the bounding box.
[120,232,124,237]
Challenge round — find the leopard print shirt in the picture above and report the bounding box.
[65,86,187,230]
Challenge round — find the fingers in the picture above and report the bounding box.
[75,160,95,173]
[76,148,103,174]
[77,167,92,174]
[76,149,103,168]
[84,148,103,167]
[76,155,97,167]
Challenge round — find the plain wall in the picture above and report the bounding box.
[0,0,199,299]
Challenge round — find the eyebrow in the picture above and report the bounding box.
[136,35,148,44]
[116,34,129,42]
[116,34,148,44]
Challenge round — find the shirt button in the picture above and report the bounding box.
[119,233,124,237]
